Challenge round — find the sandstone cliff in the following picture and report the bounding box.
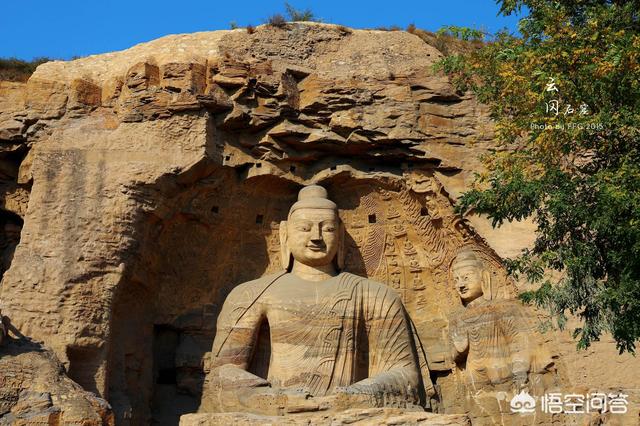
[0,23,638,425]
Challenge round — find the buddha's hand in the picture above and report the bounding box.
[513,371,529,391]
[281,388,329,413]
[333,383,382,409]
[239,387,324,414]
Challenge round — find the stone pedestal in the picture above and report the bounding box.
[180,409,470,426]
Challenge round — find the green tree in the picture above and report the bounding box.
[436,25,485,41]
[435,0,640,352]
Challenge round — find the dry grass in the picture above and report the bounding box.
[407,28,483,56]
[267,14,287,28]
[335,25,352,35]
[375,25,402,31]
[0,57,51,82]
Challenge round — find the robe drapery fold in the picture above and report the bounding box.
[210,272,422,399]
[450,299,547,387]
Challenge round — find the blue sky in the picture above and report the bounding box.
[1,0,525,60]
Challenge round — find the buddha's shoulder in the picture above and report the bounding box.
[225,271,287,303]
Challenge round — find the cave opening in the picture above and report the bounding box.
[151,324,199,425]
[66,345,102,395]
[0,208,23,280]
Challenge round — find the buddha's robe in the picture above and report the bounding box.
[207,271,421,402]
[450,299,545,388]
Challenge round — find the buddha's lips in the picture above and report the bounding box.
[306,245,325,251]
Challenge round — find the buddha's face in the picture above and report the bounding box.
[453,264,484,303]
[286,208,340,267]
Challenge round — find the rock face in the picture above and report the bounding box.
[0,340,113,425]
[0,22,638,426]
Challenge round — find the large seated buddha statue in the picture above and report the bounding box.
[198,185,430,415]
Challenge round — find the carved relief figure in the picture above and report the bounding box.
[199,185,430,415]
[448,248,554,391]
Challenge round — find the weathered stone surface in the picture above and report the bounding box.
[0,83,28,143]
[180,409,470,426]
[0,339,113,425]
[0,22,638,425]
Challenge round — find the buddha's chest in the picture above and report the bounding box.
[261,282,356,340]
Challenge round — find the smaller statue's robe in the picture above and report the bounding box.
[448,299,558,424]
[450,298,554,389]
[203,271,422,409]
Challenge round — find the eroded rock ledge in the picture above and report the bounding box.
[0,339,113,425]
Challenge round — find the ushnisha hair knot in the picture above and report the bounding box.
[288,185,338,219]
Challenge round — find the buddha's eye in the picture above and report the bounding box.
[323,226,335,232]
[293,221,313,232]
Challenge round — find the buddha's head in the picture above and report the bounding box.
[451,248,492,305]
[279,185,344,270]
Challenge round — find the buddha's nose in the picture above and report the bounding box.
[310,225,323,241]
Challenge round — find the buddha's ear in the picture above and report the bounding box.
[279,221,292,271]
[335,220,346,271]
[481,269,493,301]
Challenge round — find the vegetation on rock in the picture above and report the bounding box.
[264,2,322,28]
[267,13,287,27]
[284,2,320,22]
[0,57,51,82]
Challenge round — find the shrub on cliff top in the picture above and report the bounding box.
[284,2,320,22]
[0,57,51,82]
[267,13,287,28]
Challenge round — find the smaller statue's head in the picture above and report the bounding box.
[280,185,344,270]
[451,249,492,305]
